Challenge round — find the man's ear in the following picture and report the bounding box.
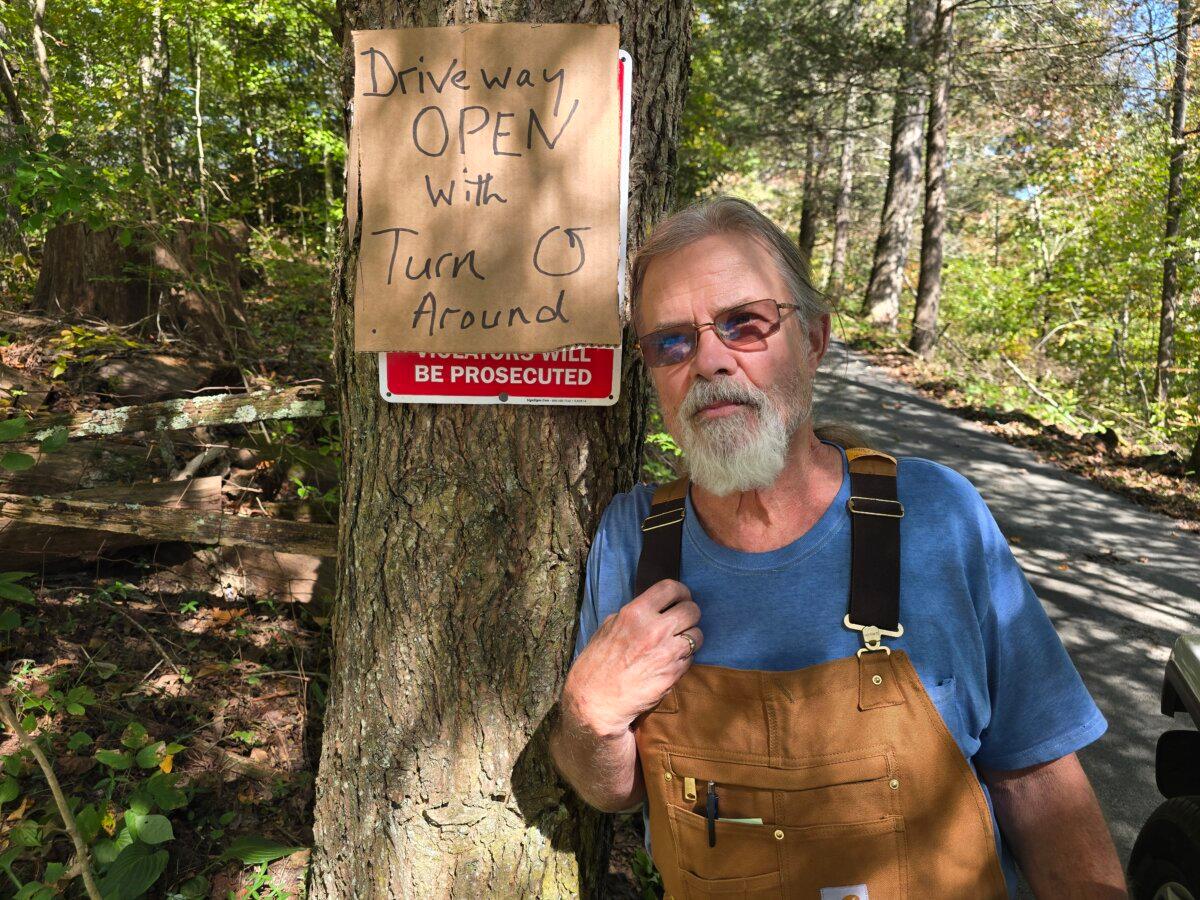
[787,312,829,366]
[807,313,831,364]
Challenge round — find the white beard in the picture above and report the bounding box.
[672,367,812,497]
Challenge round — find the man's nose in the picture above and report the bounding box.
[691,324,738,379]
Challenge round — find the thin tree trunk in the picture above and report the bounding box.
[323,146,336,254]
[28,0,54,129]
[0,19,29,259]
[137,39,160,220]
[798,111,833,269]
[264,136,275,225]
[298,179,306,253]
[308,1,693,897]
[0,19,27,129]
[1155,0,1192,404]
[909,0,954,358]
[861,0,936,329]
[798,129,818,262]
[825,87,856,304]
[152,3,172,183]
[189,24,207,220]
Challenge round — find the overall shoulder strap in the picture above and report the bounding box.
[631,449,904,644]
[633,477,688,595]
[845,447,904,642]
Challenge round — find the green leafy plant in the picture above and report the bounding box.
[47,326,144,380]
[0,419,70,473]
[0,572,36,605]
[631,846,664,900]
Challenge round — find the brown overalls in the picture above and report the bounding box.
[631,448,1009,900]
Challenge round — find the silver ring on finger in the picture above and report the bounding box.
[680,632,696,657]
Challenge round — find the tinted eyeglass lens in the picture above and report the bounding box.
[643,329,695,366]
[717,300,780,345]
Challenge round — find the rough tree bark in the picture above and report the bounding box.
[1155,0,1192,403]
[308,2,693,897]
[909,0,954,358]
[861,0,936,329]
[824,87,856,305]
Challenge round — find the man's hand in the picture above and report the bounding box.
[549,580,702,812]
[566,579,703,736]
[980,752,1127,898]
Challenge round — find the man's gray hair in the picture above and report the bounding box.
[629,195,833,328]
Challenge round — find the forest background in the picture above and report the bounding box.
[0,0,1198,895]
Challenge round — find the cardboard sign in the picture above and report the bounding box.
[348,23,621,354]
[379,50,631,406]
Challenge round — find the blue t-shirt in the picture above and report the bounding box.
[571,439,1107,898]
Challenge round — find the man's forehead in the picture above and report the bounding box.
[640,232,783,324]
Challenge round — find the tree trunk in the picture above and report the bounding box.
[824,88,856,304]
[798,114,832,269]
[308,2,693,897]
[188,24,208,220]
[0,18,26,130]
[137,49,159,219]
[861,0,936,329]
[153,4,173,183]
[28,0,54,129]
[33,223,156,324]
[323,146,336,254]
[798,129,818,262]
[909,0,954,358]
[1155,0,1192,404]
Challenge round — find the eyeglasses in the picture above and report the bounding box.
[634,298,801,368]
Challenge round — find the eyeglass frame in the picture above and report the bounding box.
[632,297,803,368]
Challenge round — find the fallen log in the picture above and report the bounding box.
[3,384,333,444]
[0,439,169,495]
[0,492,337,557]
[0,477,221,568]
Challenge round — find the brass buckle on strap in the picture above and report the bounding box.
[844,614,904,656]
[641,507,685,532]
[846,496,905,518]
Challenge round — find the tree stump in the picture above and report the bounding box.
[32,220,253,358]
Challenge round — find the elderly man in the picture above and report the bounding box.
[548,197,1126,899]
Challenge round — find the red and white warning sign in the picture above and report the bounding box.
[379,50,631,406]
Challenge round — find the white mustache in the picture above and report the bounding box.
[680,378,765,420]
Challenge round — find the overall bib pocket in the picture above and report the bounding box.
[661,746,906,897]
[667,805,783,896]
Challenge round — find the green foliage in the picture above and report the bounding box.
[0,415,68,475]
[0,672,195,899]
[0,0,342,295]
[641,402,684,484]
[0,573,36,605]
[631,846,664,900]
[931,113,1200,453]
[96,841,169,899]
[0,133,124,232]
[221,835,305,865]
[48,326,145,380]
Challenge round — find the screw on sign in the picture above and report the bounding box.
[379,50,632,406]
